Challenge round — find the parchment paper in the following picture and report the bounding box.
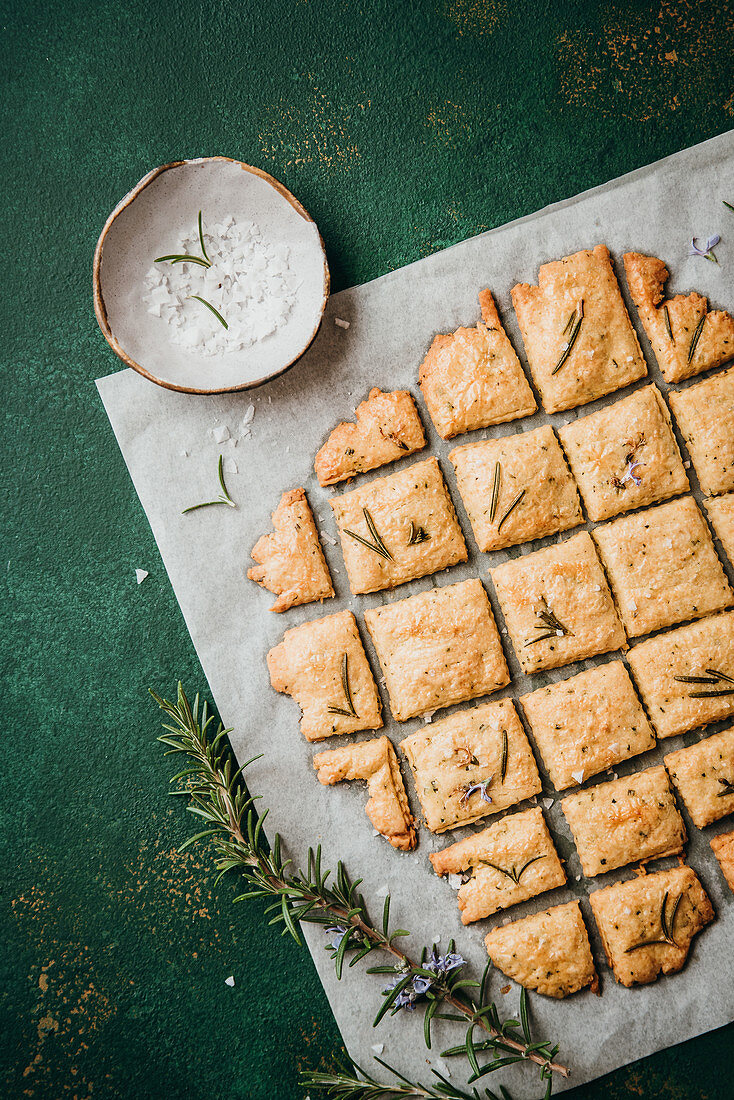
[97,130,734,1096]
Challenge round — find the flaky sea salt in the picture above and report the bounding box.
[335,317,350,329]
[571,769,584,784]
[223,457,238,474]
[320,531,337,545]
[212,425,230,443]
[448,873,462,890]
[224,975,235,987]
[371,1043,384,1055]
[135,569,148,584]
[143,216,299,356]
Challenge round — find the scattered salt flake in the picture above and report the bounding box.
[423,712,434,723]
[575,874,582,881]
[320,530,337,545]
[433,934,441,943]
[371,1044,384,1055]
[375,884,389,897]
[372,829,381,837]
[684,460,691,468]
[135,569,148,585]
[241,404,255,427]
[542,797,554,809]
[224,975,235,987]
[593,584,601,592]
[268,395,272,403]
[435,1059,450,1078]
[556,629,564,637]
[335,317,350,329]
[448,873,462,890]
[571,769,585,784]
[223,457,238,474]
[212,425,230,443]
[501,916,512,926]
[501,626,508,634]
[629,599,638,611]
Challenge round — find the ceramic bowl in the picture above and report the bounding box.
[93,157,330,393]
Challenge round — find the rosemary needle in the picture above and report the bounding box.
[663,303,673,341]
[345,509,393,560]
[182,454,236,513]
[724,200,734,212]
[328,653,358,717]
[687,315,705,363]
[189,295,228,329]
[496,488,525,533]
[154,253,211,267]
[499,727,508,783]
[478,855,544,886]
[489,461,501,524]
[552,300,584,375]
[198,209,210,264]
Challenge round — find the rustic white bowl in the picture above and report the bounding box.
[93,157,330,393]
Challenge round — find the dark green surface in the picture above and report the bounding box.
[2,1,733,1097]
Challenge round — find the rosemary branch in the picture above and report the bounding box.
[151,684,568,1092]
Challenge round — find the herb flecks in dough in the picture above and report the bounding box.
[625,890,683,953]
[327,653,358,718]
[182,454,237,514]
[552,299,584,375]
[344,507,393,560]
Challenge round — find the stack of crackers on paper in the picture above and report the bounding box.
[250,243,734,997]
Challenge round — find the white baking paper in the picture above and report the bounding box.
[97,130,734,1096]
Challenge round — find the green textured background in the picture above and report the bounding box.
[2,1,733,1097]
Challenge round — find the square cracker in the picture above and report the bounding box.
[561,765,686,877]
[511,244,646,414]
[400,699,541,832]
[430,806,565,923]
[520,660,655,791]
[418,289,537,440]
[330,457,467,594]
[626,612,734,738]
[664,726,734,828]
[558,385,689,522]
[592,496,733,638]
[248,487,335,612]
[313,736,416,851]
[668,367,734,496]
[314,388,426,487]
[484,901,598,999]
[710,830,734,892]
[267,609,382,741]
[589,865,714,987]
[623,252,734,383]
[705,492,734,564]
[489,531,625,674]
[449,425,582,552]
[363,578,509,721]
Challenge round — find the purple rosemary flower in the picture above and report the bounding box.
[325,925,347,950]
[459,777,493,807]
[621,459,644,487]
[689,235,720,263]
[427,947,466,975]
[383,973,422,1010]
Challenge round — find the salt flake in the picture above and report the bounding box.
[212,425,230,444]
[571,769,584,784]
[335,317,350,329]
[224,975,235,987]
[135,569,148,585]
[370,1043,384,1055]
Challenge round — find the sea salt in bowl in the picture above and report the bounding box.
[93,157,329,393]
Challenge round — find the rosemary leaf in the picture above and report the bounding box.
[154,253,211,267]
[489,461,501,523]
[182,454,236,513]
[663,303,673,341]
[552,301,584,375]
[500,727,508,783]
[689,688,734,698]
[198,209,210,264]
[363,508,392,559]
[496,489,525,533]
[705,667,734,684]
[408,521,430,545]
[189,294,228,329]
[344,529,392,560]
[717,778,734,796]
[687,315,706,363]
[724,200,734,212]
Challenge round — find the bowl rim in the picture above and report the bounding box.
[92,156,330,395]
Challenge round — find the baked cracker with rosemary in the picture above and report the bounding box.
[484,901,599,1000]
[561,765,686,877]
[623,251,734,383]
[664,725,734,828]
[313,735,416,851]
[668,366,734,496]
[314,387,426,487]
[267,609,382,741]
[330,457,467,595]
[489,531,625,674]
[399,699,541,832]
[364,578,510,721]
[710,830,734,893]
[592,496,734,639]
[519,660,655,791]
[705,491,734,564]
[430,806,565,924]
[449,424,582,553]
[248,487,335,612]
[511,244,646,414]
[589,865,714,988]
[418,288,537,440]
[558,384,689,522]
[626,611,734,739]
